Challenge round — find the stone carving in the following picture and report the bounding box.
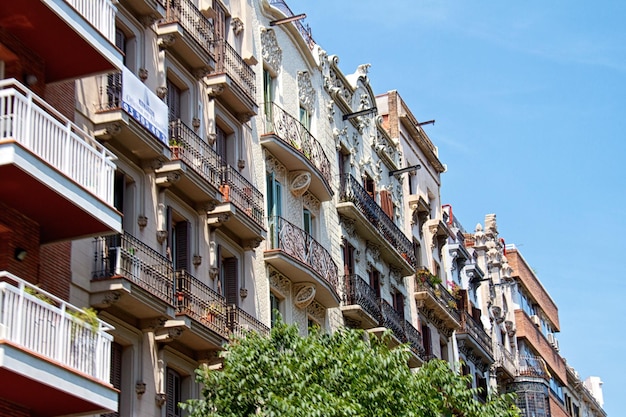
[294,283,316,309]
[261,28,282,74]
[307,300,326,323]
[297,71,316,114]
[269,268,291,297]
[231,17,244,35]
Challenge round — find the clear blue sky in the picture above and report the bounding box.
[288,1,624,415]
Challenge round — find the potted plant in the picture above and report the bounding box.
[169,138,184,159]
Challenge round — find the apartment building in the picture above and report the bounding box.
[0,0,123,416]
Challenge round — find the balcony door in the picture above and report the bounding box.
[266,172,282,247]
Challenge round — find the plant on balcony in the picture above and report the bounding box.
[416,269,442,287]
[182,319,521,417]
[204,302,222,323]
[24,286,56,306]
[68,307,100,336]
[169,138,185,158]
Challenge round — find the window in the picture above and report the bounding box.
[368,268,381,299]
[413,240,422,268]
[303,209,313,237]
[166,368,182,417]
[166,78,182,122]
[216,124,229,164]
[113,171,135,231]
[392,289,404,320]
[342,239,355,277]
[220,253,239,307]
[299,106,310,131]
[166,207,190,272]
[263,69,274,121]
[364,174,375,198]
[422,323,432,357]
[379,189,394,220]
[266,172,282,247]
[101,342,123,417]
[270,291,282,327]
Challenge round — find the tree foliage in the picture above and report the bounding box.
[183,320,520,417]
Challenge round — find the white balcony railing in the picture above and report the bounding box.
[0,79,116,206]
[67,0,117,43]
[0,271,114,383]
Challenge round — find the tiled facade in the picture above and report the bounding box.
[0,1,606,416]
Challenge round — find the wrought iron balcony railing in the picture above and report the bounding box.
[228,305,270,338]
[404,319,426,359]
[221,165,265,229]
[344,274,381,322]
[67,0,117,43]
[0,79,116,206]
[0,271,113,383]
[264,102,333,188]
[267,0,315,49]
[380,299,406,343]
[339,174,416,269]
[414,278,461,322]
[160,0,215,58]
[459,310,493,356]
[495,342,517,376]
[212,39,256,101]
[175,270,229,338]
[92,232,174,305]
[169,119,222,190]
[518,355,550,380]
[267,216,339,294]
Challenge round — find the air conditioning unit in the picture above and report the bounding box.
[554,339,560,352]
[531,315,541,327]
[546,333,555,345]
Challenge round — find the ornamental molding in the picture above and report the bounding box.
[261,27,282,75]
[269,268,291,297]
[265,153,287,178]
[302,191,321,213]
[297,71,316,114]
[294,283,316,309]
[307,300,326,322]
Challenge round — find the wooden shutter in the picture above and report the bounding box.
[422,325,432,356]
[380,190,394,219]
[166,368,181,417]
[223,257,238,307]
[174,221,190,271]
[369,269,381,298]
[393,291,405,321]
[101,343,123,417]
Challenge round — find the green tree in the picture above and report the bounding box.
[183,320,519,417]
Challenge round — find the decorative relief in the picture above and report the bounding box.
[297,71,316,114]
[231,17,244,36]
[294,283,316,309]
[302,191,321,213]
[473,223,487,249]
[269,268,291,298]
[421,308,454,338]
[339,215,356,238]
[307,300,326,323]
[366,242,381,263]
[265,153,287,178]
[261,28,282,74]
[290,171,311,197]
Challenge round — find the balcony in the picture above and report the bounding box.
[228,306,270,339]
[0,79,121,242]
[208,165,266,249]
[267,0,316,50]
[0,0,121,82]
[261,103,333,201]
[0,271,117,416]
[264,216,340,307]
[172,270,229,349]
[494,341,517,379]
[457,310,494,365]
[414,274,460,330]
[123,0,166,19]
[206,40,257,119]
[342,275,381,329]
[156,120,223,206]
[337,174,416,275]
[518,355,550,381]
[157,0,215,73]
[91,232,176,319]
[92,69,170,161]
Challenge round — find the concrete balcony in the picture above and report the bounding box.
[264,216,340,308]
[171,270,230,349]
[0,271,117,416]
[156,119,223,207]
[122,0,166,19]
[338,174,416,275]
[0,79,121,243]
[157,0,215,74]
[92,69,170,161]
[90,232,176,321]
[414,274,460,331]
[206,40,258,120]
[0,0,122,82]
[261,103,333,202]
[457,310,494,367]
[208,165,266,250]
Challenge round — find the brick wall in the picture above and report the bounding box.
[0,398,30,417]
[0,28,45,97]
[0,202,41,284]
[39,242,72,300]
[507,248,560,330]
[516,309,566,383]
